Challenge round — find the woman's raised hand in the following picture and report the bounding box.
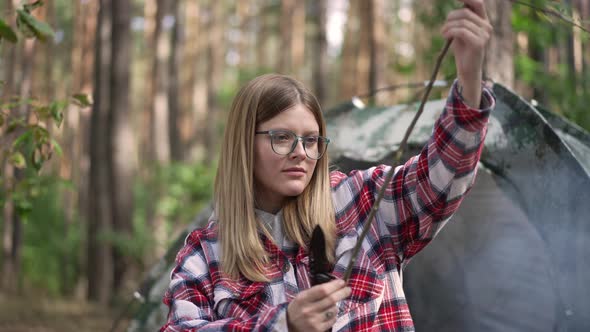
[441,0,493,107]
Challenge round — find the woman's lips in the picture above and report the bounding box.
[283,168,306,176]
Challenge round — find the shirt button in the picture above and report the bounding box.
[282,264,291,273]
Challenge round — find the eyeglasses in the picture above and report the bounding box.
[255,130,330,160]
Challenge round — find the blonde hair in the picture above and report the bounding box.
[214,74,336,281]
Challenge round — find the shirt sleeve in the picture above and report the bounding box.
[331,80,495,265]
[160,229,289,332]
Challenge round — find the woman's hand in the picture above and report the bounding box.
[441,0,493,107]
[287,279,351,332]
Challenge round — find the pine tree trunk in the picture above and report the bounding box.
[311,0,327,105]
[110,0,135,295]
[339,0,360,99]
[152,0,172,164]
[184,0,208,161]
[278,0,294,74]
[204,0,224,164]
[168,0,183,162]
[483,0,514,88]
[88,0,114,303]
[291,0,305,78]
[0,0,17,293]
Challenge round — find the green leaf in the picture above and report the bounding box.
[33,126,50,144]
[16,9,55,42]
[51,138,63,156]
[49,100,67,126]
[0,18,18,43]
[23,1,44,13]
[12,131,33,149]
[72,93,92,107]
[9,152,26,169]
[31,147,43,172]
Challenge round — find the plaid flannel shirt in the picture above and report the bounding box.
[162,81,495,331]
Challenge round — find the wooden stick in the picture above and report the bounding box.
[343,39,453,282]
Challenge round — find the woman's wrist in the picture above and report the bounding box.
[457,77,483,109]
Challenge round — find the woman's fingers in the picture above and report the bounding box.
[300,279,346,302]
[312,284,352,311]
[455,0,488,20]
[444,8,492,36]
[287,279,351,332]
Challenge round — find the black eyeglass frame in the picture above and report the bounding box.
[255,129,330,160]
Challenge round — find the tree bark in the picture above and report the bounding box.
[483,0,514,88]
[291,0,305,77]
[278,0,295,74]
[527,9,547,105]
[168,0,183,162]
[339,0,360,99]
[153,0,172,164]
[184,0,208,161]
[311,0,328,105]
[110,0,135,295]
[88,0,114,303]
[579,0,590,93]
[204,0,224,164]
[256,0,273,71]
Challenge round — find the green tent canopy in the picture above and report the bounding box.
[127,84,590,331]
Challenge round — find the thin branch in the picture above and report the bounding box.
[509,0,590,33]
[342,0,589,283]
[343,39,453,282]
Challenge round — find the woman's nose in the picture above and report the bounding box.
[290,139,307,159]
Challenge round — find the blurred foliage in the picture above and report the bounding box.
[1,0,90,296]
[134,162,214,251]
[20,176,79,296]
[512,1,590,131]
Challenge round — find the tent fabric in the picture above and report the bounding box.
[127,84,590,331]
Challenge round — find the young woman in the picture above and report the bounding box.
[161,1,495,331]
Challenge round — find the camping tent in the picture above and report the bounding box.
[127,84,590,331]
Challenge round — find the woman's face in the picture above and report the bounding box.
[254,104,319,213]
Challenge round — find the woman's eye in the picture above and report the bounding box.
[275,134,291,141]
[305,137,319,144]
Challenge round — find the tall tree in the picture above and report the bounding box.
[256,0,275,71]
[88,0,114,303]
[278,0,305,76]
[1,0,38,293]
[151,0,172,164]
[311,0,328,105]
[1,0,19,293]
[527,8,548,105]
[204,0,224,163]
[483,0,514,87]
[579,0,590,92]
[339,0,361,99]
[183,0,207,161]
[168,0,183,162]
[110,0,136,294]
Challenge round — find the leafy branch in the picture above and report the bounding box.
[510,0,590,34]
[1,1,92,219]
[0,0,54,44]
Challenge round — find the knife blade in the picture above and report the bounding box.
[310,225,335,286]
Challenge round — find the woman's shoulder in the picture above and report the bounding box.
[178,216,220,262]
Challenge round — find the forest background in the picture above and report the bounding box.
[1,0,589,331]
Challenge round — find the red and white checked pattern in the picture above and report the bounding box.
[161,81,494,331]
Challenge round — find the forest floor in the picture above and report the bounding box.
[0,293,128,332]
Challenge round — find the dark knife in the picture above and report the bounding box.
[310,225,336,331]
[310,225,336,286]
